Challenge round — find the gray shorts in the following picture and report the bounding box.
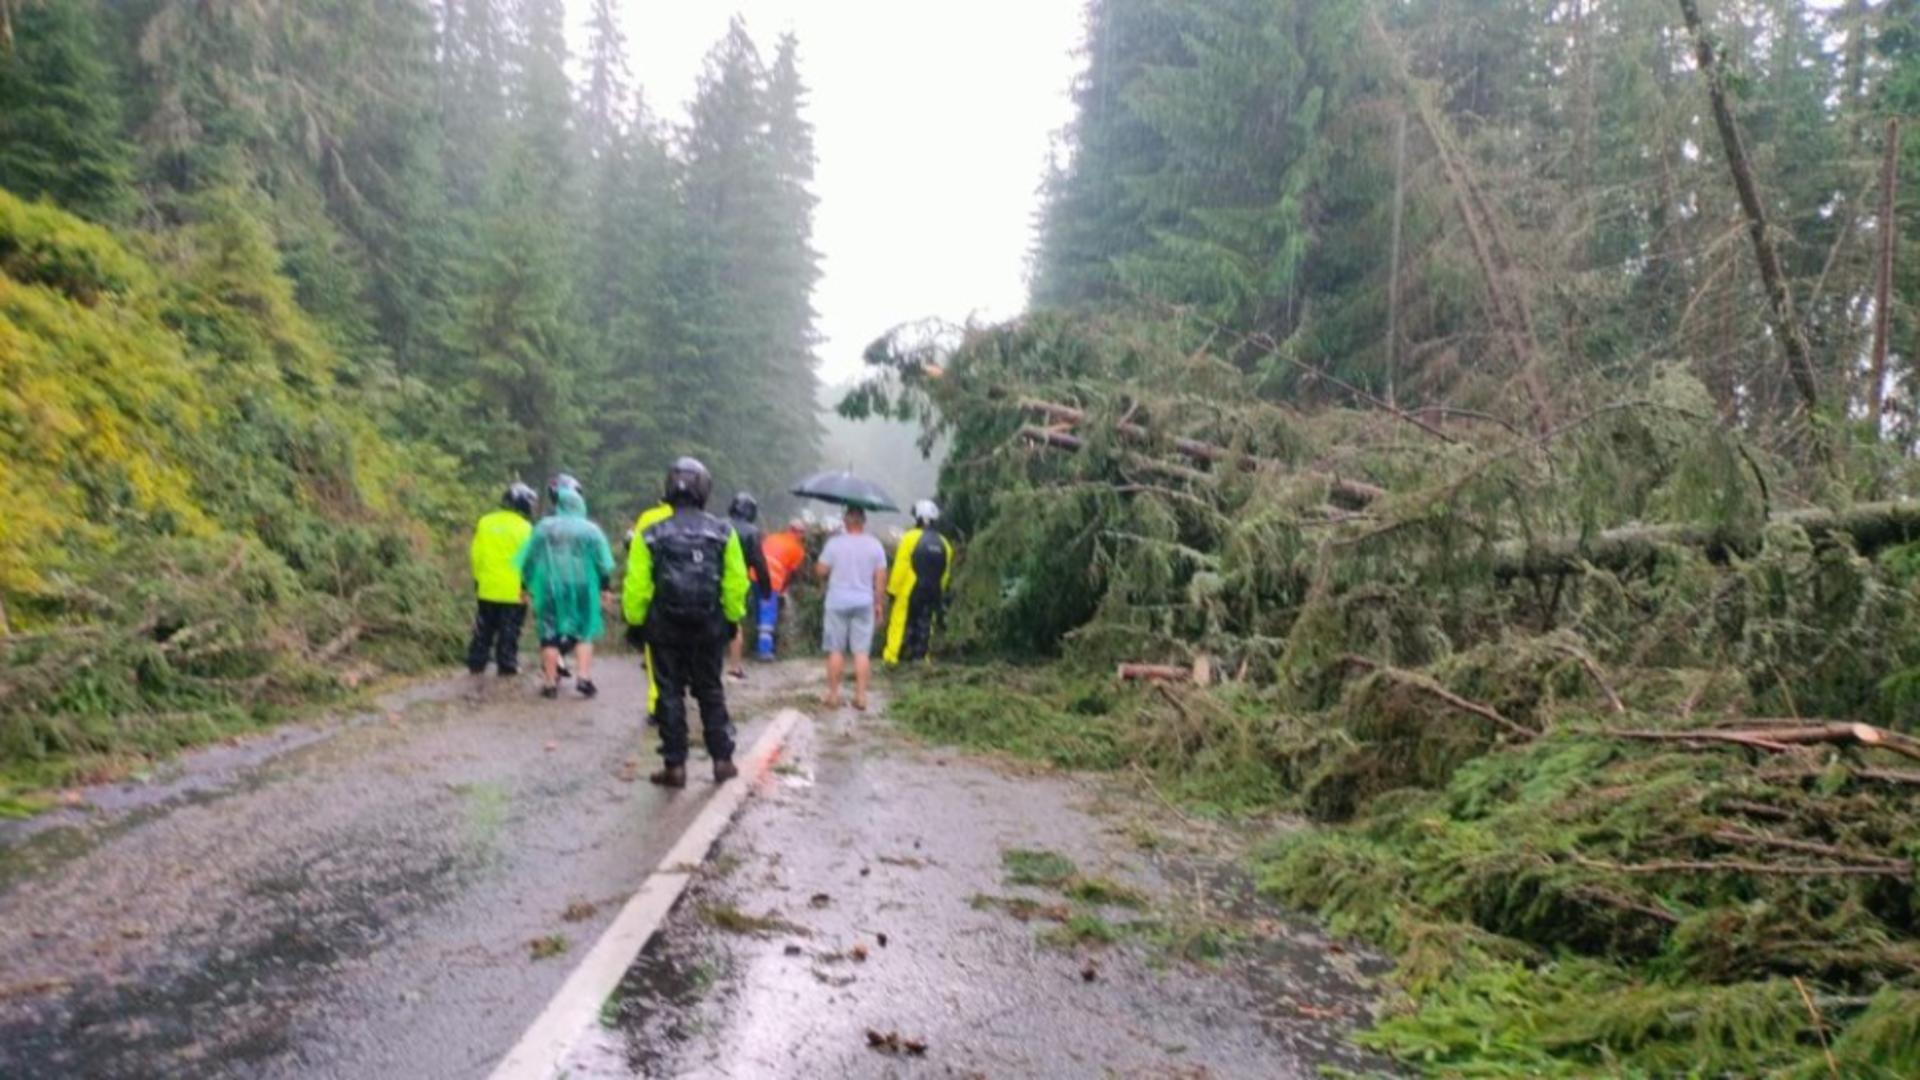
[822,603,875,654]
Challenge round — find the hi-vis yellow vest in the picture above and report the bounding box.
[471,509,533,603]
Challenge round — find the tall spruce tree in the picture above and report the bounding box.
[674,19,814,495]
[1032,0,1189,309]
[0,0,135,222]
[760,32,827,479]
[444,0,587,481]
[580,0,629,162]
[587,95,686,515]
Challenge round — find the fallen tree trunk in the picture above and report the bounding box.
[1025,399,1260,471]
[1118,663,1190,683]
[1492,499,1920,577]
[1016,405,1387,508]
[1607,721,1920,764]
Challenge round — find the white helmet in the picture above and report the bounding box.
[912,499,940,525]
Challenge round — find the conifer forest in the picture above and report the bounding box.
[1,0,822,783]
[6,0,1920,1074]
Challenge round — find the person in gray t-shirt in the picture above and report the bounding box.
[815,508,889,710]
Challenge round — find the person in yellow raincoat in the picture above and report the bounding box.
[466,483,538,676]
[884,500,954,666]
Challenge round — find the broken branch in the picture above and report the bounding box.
[1340,654,1534,741]
[1606,722,1920,763]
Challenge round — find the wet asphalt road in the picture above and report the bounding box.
[0,656,814,1079]
[559,698,1388,1079]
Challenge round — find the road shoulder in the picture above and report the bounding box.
[561,703,1389,1078]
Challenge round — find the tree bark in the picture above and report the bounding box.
[1016,402,1389,507]
[1117,663,1190,683]
[1388,110,1408,409]
[1677,0,1823,420]
[1869,119,1901,431]
[1607,721,1920,763]
[1493,499,1920,577]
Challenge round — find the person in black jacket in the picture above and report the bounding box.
[725,492,773,679]
[622,459,751,788]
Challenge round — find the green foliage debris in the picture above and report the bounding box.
[1002,847,1080,888]
[871,312,1920,1072]
[697,904,807,938]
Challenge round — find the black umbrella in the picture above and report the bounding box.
[790,469,900,513]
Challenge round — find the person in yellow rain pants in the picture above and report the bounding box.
[884,500,953,666]
[626,498,673,721]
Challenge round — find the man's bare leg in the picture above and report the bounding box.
[728,626,747,679]
[853,652,871,711]
[824,651,844,708]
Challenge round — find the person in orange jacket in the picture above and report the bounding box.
[761,519,809,652]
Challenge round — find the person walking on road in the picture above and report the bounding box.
[467,483,538,678]
[815,507,888,711]
[517,486,616,699]
[884,500,954,666]
[623,458,750,787]
[725,493,773,679]
[544,472,586,681]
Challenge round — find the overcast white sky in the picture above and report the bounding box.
[592,1,1087,385]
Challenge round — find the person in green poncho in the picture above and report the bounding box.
[516,486,616,699]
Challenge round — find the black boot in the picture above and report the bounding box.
[649,764,687,788]
[713,759,739,783]
[577,679,598,699]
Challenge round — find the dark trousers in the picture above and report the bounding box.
[653,638,735,766]
[467,600,526,674]
[902,591,938,663]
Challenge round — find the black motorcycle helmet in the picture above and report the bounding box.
[547,472,582,506]
[503,482,538,518]
[663,457,713,508]
[728,491,759,523]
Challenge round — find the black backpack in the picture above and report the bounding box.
[645,509,732,634]
[909,528,948,604]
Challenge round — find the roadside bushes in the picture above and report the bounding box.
[0,190,463,810]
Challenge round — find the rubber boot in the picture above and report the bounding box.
[713,760,739,784]
[649,764,687,788]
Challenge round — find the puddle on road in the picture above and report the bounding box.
[0,676,465,861]
[0,830,477,1078]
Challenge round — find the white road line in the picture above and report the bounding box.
[488,709,803,1080]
